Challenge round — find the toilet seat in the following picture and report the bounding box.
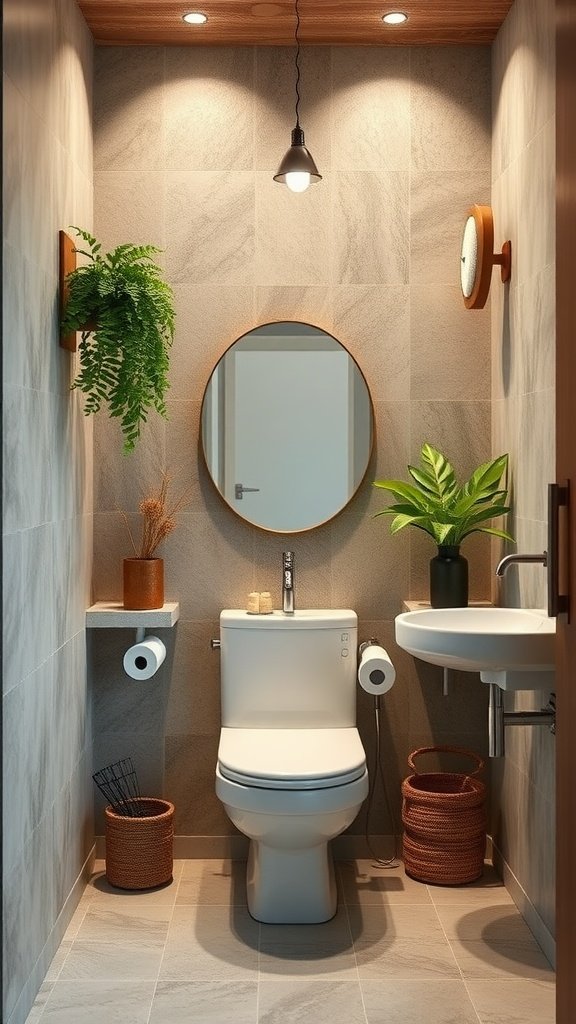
[218,727,366,790]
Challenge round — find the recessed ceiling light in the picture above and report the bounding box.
[382,11,408,25]
[182,11,208,25]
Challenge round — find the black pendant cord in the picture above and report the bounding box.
[294,0,302,128]
[364,695,400,868]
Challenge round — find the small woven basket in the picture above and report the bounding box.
[402,746,486,886]
[104,798,174,890]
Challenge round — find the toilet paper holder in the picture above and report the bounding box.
[358,637,380,657]
[123,628,167,681]
[357,638,396,696]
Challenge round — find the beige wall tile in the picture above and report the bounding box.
[411,47,491,287]
[94,47,164,171]
[165,735,232,835]
[164,621,222,736]
[518,262,555,396]
[333,286,410,404]
[492,0,555,180]
[515,389,555,523]
[331,47,410,170]
[407,653,489,741]
[95,170,166,254]
[255,286,333,331]
[163,510,255,620]
[410,401,491,478]
[330,516,410,621]
[410,180,491,287]
[165,400,202,501]
[517,119,555,288]
[93,410,166,515]
[410,287,490,401]
[255,170,331,286]
[372,401,411,481]
[167,170,255,285]
[165,47,255,172]
[332,169,409,286]
[92,512,131,602]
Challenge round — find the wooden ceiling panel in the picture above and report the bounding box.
[77,1,515,46]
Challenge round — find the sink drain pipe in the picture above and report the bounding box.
[488,685,556,757]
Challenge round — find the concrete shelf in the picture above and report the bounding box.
[86,601,180,629]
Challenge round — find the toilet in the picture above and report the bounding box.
[215,609,368,924]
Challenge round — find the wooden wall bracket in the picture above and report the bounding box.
[59,229,77,351]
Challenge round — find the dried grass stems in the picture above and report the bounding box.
[121,475,191,559]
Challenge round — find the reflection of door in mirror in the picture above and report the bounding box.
[201,323,373,533]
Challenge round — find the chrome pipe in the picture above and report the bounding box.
[503,710,556,728]
[488,686,556,757]
[495,552,547,577]
[488,683,505,758]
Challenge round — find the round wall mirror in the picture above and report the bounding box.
[200,322,374,533]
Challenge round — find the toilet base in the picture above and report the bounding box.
[246,839,337,923]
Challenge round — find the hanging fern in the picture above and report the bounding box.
[61,227,175,453]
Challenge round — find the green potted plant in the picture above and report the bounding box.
[374,443,513,608]
[60,227,175,453]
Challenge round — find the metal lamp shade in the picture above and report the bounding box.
[273,126,322,185]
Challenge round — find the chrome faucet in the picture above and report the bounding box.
[495,552,547,576]
[282,551,295,613]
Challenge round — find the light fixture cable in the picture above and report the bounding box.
[294,0,302,129]
[273,0,322,192]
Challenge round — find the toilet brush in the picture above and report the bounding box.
[92,757,147,817]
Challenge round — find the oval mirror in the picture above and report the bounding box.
[200,322,373,533]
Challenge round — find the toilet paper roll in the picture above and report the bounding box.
[123,636,166,680]
[358,645,396,695]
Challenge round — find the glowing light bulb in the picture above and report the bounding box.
[182,12,207,25]
[382,12,408,25]
[285,171,311,193]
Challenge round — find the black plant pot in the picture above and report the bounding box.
[429,545,469,608]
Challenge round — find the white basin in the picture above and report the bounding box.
[395,607,555,673]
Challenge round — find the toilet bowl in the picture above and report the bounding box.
[214,610,368,923]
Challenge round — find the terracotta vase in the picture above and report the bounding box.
[123,558,164,610]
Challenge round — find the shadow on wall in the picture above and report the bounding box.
[91,626,176,830]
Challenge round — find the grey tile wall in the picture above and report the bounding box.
[2,2,94,1022]
[92,43,492,844]
[491,0,556,938]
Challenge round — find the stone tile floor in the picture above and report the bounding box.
[25,859,555,1023]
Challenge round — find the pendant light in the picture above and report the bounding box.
[273,0,322,193]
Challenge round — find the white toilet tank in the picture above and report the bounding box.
[220,609,358,729]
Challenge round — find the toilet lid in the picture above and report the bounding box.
[218,727,366,790]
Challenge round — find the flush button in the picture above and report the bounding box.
[341,632,349,642]
[341,648,349,657]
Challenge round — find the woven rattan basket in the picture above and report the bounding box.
[105,798,174,890]
[401,746,486,886]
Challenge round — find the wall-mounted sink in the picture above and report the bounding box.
[395,607,555,678]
